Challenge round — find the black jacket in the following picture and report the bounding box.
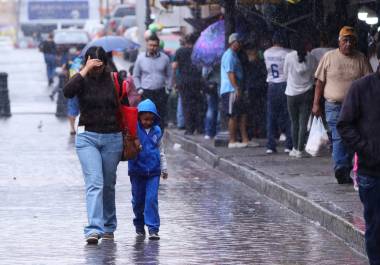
[337,72,380,177]
[64,72,124,133]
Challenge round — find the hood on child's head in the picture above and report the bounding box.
[137,99,160,125]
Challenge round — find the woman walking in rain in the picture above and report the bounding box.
[63,46,127,244]
[284,35,318,158]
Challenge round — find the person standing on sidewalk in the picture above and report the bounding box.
[221,33,249,148]
[128,99,168,240]
[39,32,57,86]
[63,47,126,244]
[263,31,293,154]
[172,34,203,135]
[133,34,171,130]
[313,26,372,184]
[202,64,220,139]
[284,35,318,158]
[337,44,380,265]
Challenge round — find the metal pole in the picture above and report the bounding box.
[145,0,153,30]
[106,0,110,17]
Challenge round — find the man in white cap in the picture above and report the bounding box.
[220,33,249,148]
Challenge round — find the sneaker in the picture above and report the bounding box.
[229,142,248,148]
[295,150,306,158]
[284,148,292,153]
[235,142,248,148]
[228,142,238,148]
[103,232,114,240]
[86,233,100,244]
[266,149,275,154]
[148,231,160,240]
[289,148,298,157]
[204,135,211,140]
[247,141,260,147]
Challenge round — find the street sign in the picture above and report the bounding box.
[28,1,89,20]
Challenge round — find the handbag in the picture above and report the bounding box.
[111,72,141,161]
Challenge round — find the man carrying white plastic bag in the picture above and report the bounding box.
[305,116,329,157]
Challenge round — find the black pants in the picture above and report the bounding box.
[142,88,168,130]
[179,83,203,134]
[287,89,313,151]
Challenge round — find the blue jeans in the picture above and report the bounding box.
[325,102,353,171]
[176,95,185,128]
[75,131,123,237]
[358,175,380,265]
[266,82,292,150]
[44,53,56,82]
[130,175,160,233]
[204,93,218,137]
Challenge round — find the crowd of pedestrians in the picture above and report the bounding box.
[53,25,380,263]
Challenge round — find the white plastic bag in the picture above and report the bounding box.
[305,117,329,157]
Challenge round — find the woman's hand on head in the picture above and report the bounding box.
[80,57,104,77]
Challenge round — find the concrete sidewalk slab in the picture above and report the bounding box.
[165,129,366,255]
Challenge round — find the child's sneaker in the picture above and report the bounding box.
[148,231,160,240]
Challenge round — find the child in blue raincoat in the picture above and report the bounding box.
[128,99,168,240]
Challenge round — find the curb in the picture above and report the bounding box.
[165,130,366,256]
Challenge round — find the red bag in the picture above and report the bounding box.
[112,72,140,160]
[112,72,138,136]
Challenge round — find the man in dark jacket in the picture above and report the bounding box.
[337,45,380,265]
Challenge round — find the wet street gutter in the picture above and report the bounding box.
[165,129,366,255]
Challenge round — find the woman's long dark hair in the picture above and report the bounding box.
[83,46,108,66]
[290,35,307,63]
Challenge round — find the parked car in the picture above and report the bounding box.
[0,36,14,50]
[16,36,37,49]
[54,28,90,55]
[83,20,105,40]
[105,4,136,34]
[53,29,89,65]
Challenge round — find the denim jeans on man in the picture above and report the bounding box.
[358,175,380,265]
[44,53,56,83]
[266,82,292,151]
[325,101,353,171]
[130,175,160,233]
[204,93,218,137]
[176,95,185,128]
[76,131,123,237]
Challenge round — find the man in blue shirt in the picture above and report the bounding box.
[221,33,249,148]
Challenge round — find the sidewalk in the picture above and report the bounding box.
[165,129,366,254]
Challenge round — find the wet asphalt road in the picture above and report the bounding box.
[0,48,368,264]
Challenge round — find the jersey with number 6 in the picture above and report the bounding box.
[264,46,292,83]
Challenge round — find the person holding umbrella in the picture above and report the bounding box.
[133,34,171,130]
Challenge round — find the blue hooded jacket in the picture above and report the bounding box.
[128,99,162,177]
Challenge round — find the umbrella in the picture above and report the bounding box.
[80,36,140,57]
[191,20,225,68]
